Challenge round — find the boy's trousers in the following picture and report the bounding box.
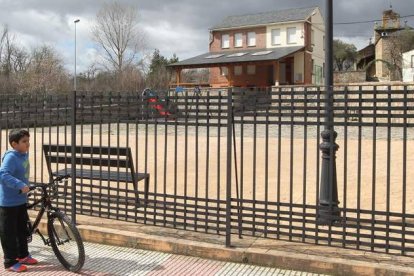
[0,204,29,268]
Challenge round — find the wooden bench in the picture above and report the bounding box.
[43,144,149,206]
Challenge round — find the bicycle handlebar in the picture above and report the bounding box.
[25,174,71,193]
[52,174,71,182]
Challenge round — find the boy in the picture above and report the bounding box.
[0,129,38,272]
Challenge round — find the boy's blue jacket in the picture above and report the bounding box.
[0,150,29,206]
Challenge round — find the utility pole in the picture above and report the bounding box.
[71,19,80,225]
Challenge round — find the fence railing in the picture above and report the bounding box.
[1,84,414,255]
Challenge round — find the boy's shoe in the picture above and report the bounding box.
[6,262,27,272]
[17,255,38,265]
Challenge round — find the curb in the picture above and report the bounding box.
[62,223,414,276]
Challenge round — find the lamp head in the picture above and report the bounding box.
[74,19,80,23]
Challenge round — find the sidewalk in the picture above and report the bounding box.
[34,214,414,276]
[1,237,318,275]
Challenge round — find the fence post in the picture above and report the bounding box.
[318,0,340,225]
[71,90,77,225]
[226,87,233,247]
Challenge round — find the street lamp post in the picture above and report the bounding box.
[317,0,340,225]
[74,19,80,91]
[72,19,80,225]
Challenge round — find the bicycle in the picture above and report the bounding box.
[26,174,85,272]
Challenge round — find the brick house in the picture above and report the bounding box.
[170,6,325,88]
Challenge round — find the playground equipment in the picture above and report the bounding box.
[141,88,179,120]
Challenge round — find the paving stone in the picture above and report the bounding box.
[0,235,317,276]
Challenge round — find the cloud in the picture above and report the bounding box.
[141,17,207,60]
[1,0,413,72]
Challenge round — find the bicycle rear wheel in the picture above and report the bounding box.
[47,211,85,272]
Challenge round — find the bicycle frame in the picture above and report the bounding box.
[26,176,68,245]
[25,175,85,272]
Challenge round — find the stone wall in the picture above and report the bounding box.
[334,71,366,84]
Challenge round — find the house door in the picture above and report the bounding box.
[279,63,286,84]
[267,65,274,86]
[285,58,294,84]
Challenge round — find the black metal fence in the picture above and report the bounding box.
[1,84,414,256]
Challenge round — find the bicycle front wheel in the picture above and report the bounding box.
[47,211,85,272]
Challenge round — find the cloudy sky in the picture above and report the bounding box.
[1,0,413,73]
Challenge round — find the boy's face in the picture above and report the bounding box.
[11,136,30,153]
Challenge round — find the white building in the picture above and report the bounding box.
[402,49,414,82]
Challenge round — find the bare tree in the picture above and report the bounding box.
[0,29,29,75]
[386,29,414,80]
[11,46,29,73]
[0,25,31,93]
[77,63,104,91]
[121,64,145,92]
[92,1,145,88]
[0,26,69,94]
[22,45,70,93]
[0,25,15,77]
[0,25,9,67]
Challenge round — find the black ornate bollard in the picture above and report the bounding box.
[318,128,340,224]
[317,0,341,225]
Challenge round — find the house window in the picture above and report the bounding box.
[220,66,229,76]
[311,59,314,74]
[323,36,325,51]
[323,62,325,78]
[227,52,247,57]
[247,65,256,75]
[234,65,242,76]
[205,54,224,59]
[271,29,281,45]
[311,30,315,45]
[252,50,272,56]
[234,33,243,47]
[287,27,297,44]
[411,55,414,68]
[247,32,256,46]
[222,34,230,49]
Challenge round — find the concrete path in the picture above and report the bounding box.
[0,236,319,276]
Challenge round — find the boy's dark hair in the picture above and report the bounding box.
[8,129,30,145]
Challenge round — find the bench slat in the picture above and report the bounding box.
[46,156,132,168]
[43,144,130,156]
[53,168,149,183]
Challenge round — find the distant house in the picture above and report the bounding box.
[357,9,414,82]
[356,44,376,80]
[375,10,409,81]
[403,49,414,82]
[170,7,325,88]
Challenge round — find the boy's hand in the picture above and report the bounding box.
[20,186,30,194]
